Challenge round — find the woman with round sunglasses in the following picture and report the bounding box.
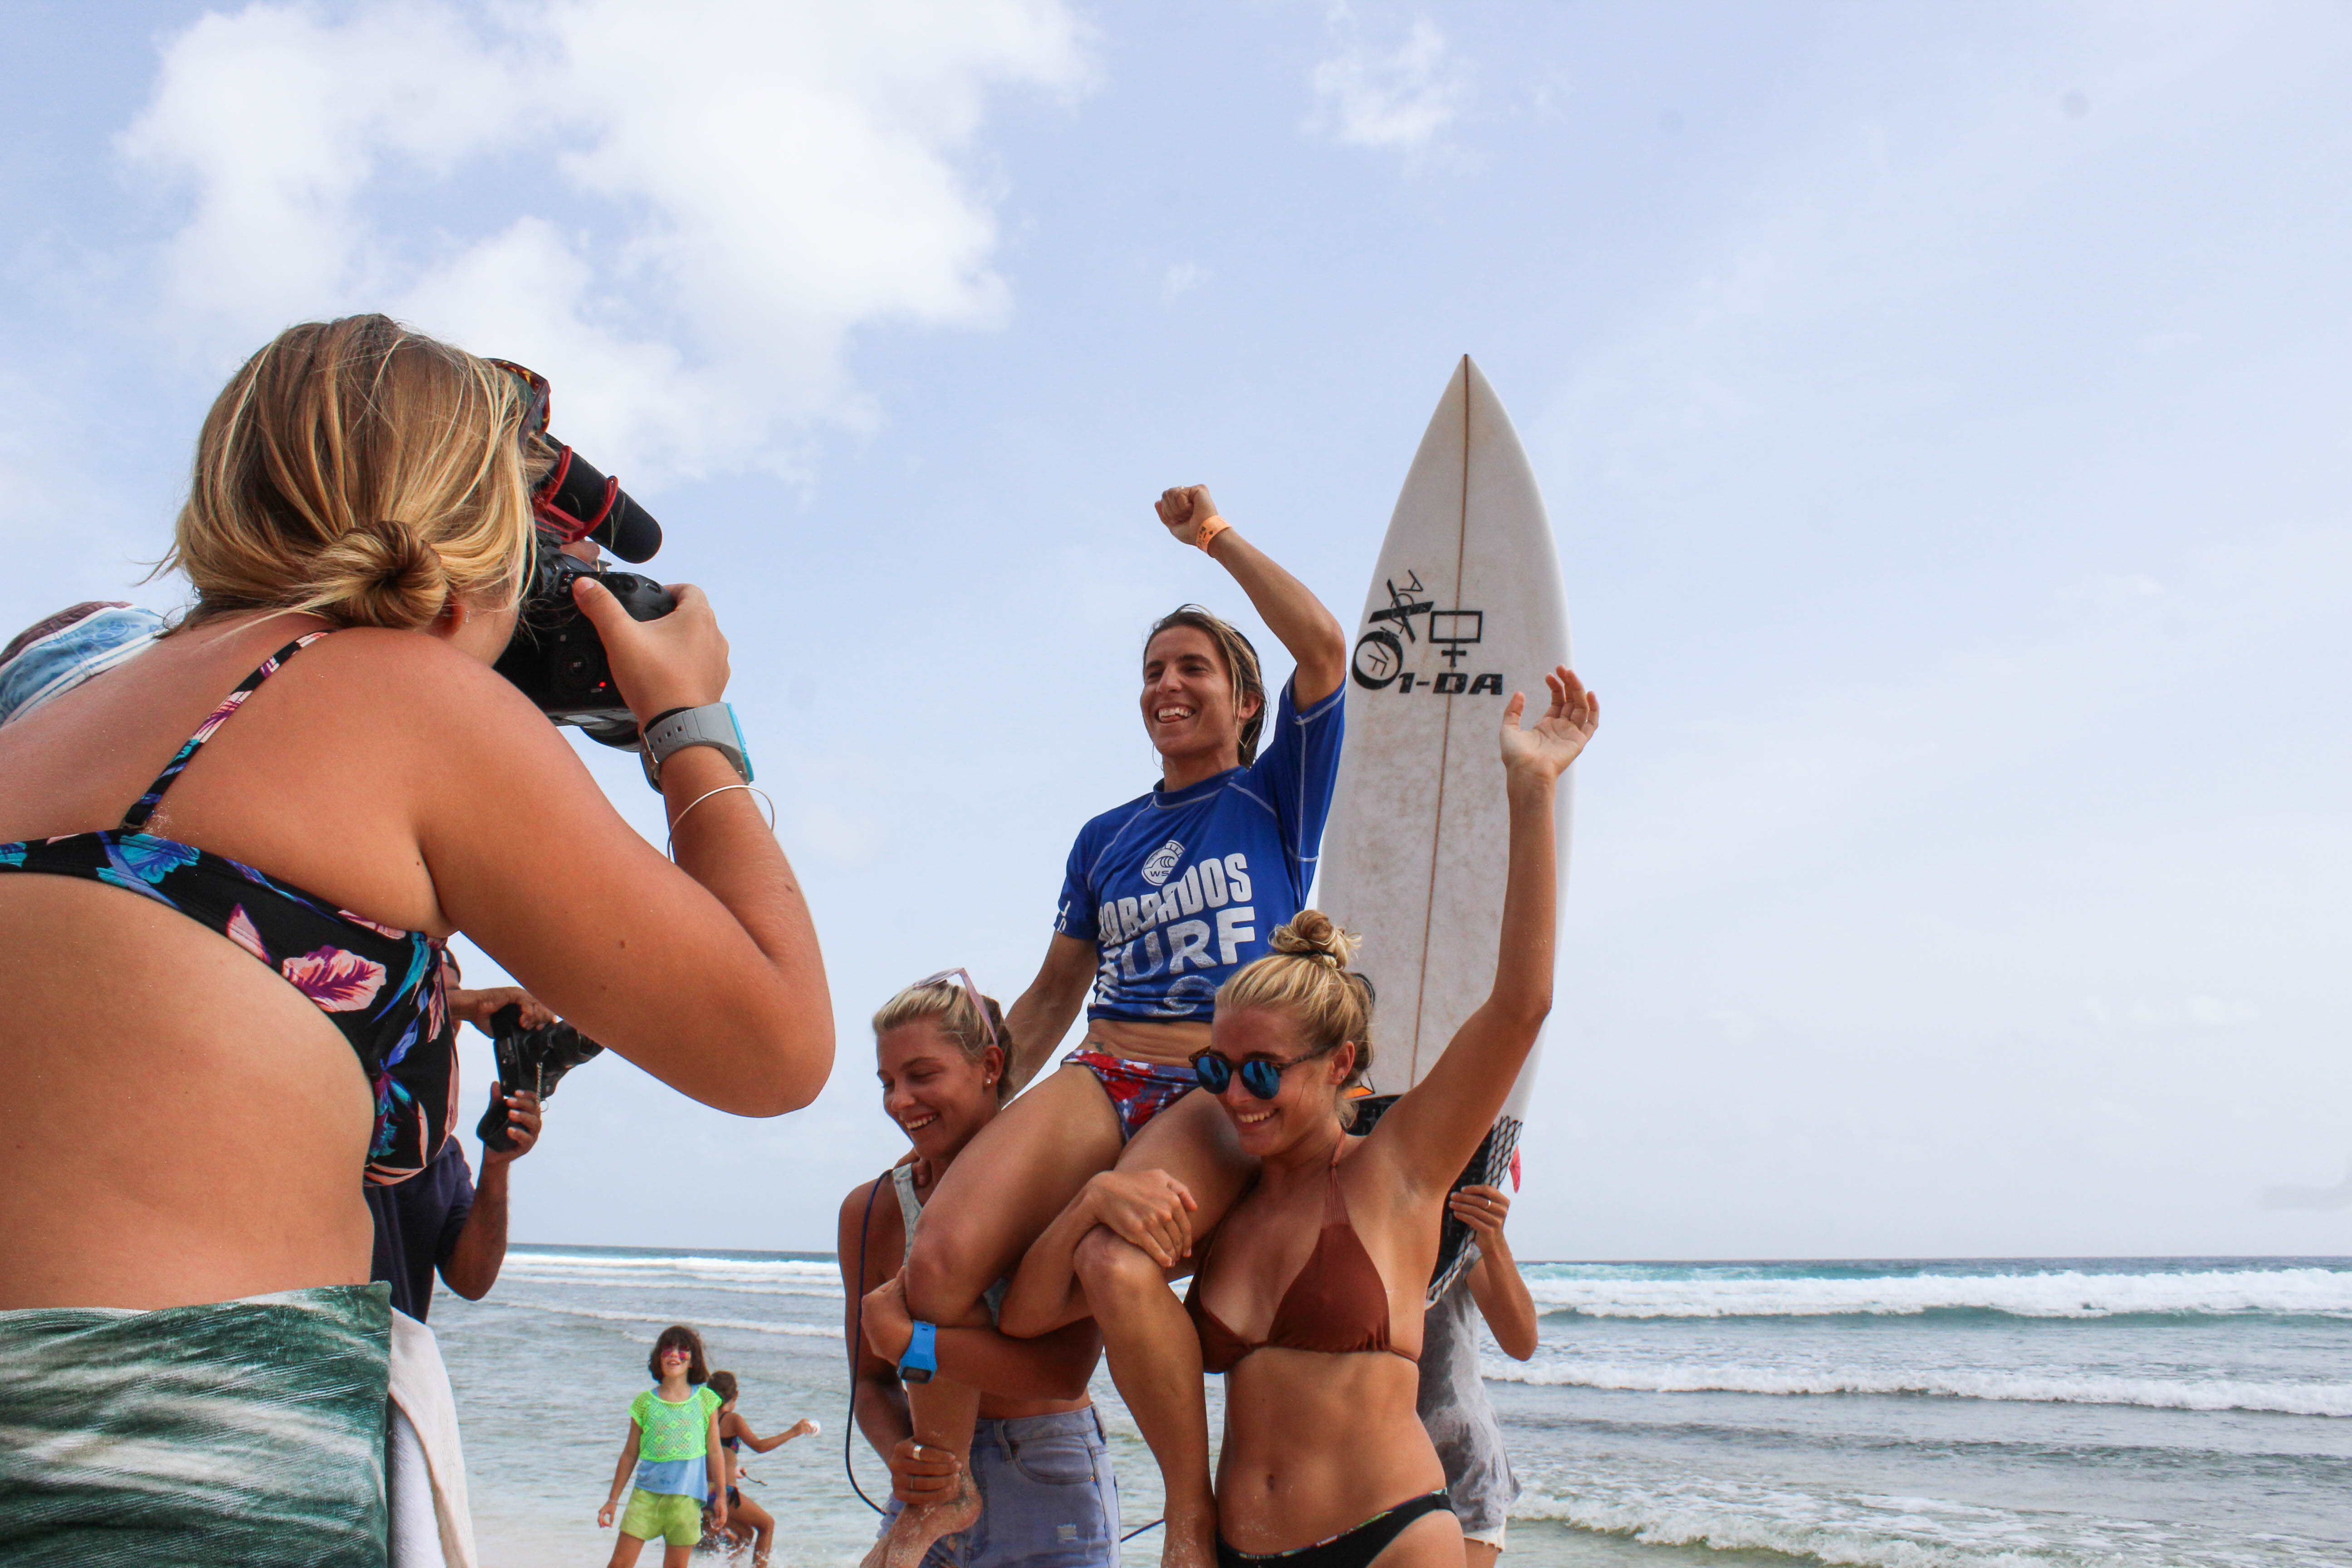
[870,485,1347,1568]
[0,315,831,1560]
[1000,667,1597,1568]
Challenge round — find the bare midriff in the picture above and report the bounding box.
[1079,1015,1213,1067]
[0,877,378,1310]
[978,1387,1091,1421]
[1210,1347,1447,1553]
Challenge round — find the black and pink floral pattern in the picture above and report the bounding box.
[0,633,456,1184]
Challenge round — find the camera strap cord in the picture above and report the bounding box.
[843,1170,1165,1544]
[846,1173,887,1514]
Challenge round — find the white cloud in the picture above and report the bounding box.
[1160,260,1210,301]
[117,0,1087,477]
[1305,9,1462,150]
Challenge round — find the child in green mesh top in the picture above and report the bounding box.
[598,1324,727,1568]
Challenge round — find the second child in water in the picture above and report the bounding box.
[702,1369,817,1568]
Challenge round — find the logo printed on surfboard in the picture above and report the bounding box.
[1351,568,1504,695]
[1140,839,1185,886]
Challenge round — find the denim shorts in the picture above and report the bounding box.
[882,1407,1119,1568]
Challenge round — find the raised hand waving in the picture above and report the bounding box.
[1498,664,1598,781]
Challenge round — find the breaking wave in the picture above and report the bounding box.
[1522,1265,2352,1321]
[1486,1357,2352,1417]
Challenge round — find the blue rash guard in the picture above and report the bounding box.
[1055,677,1345,1023]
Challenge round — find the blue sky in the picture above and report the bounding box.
[5,1,2348,1258]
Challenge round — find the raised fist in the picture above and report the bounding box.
[1153,485,1220,546]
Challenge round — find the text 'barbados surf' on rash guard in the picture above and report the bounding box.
[1055,678,1344,1022]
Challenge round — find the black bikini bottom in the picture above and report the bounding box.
[1217,1490,1453,1568]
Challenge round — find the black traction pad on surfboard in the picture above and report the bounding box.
[1348,1096,1524,1305]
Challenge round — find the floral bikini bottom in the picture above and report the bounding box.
[1068,1049,1197,1142]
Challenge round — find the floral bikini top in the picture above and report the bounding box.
[0,632,455,1184]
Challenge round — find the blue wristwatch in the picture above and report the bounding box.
[898,1320,939,1384]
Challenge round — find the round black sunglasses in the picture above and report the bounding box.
[1191,1042,1342,1101]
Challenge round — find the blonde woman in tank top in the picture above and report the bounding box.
[841,972,1122,1568]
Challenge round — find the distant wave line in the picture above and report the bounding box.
[498,1270,844,1303]
[475,1298,842,1341]
[509,1251,840,1277]
[1488,1358,2352,1418]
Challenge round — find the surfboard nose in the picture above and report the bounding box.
[1319,356,1575,1109]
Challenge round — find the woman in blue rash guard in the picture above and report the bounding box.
[864,484,1345,1568]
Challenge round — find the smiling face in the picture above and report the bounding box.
[1141,625,1260,775]
[877,1018,1003,1168]
[1201,1005,1357,1158]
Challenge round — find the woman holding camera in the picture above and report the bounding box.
[873,486,1347,1568]
[0,314,831,1561]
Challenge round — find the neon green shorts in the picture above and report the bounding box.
[620,1486,704,1546]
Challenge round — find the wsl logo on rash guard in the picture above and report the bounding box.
[1141,839,1185,886]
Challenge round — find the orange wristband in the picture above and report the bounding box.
[1195,514,1232,554]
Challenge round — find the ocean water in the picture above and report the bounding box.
[430,1251,2352,1568]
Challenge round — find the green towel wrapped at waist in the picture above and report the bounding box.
[0,1283,391,1568]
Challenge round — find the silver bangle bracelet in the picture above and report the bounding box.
[665,782,776,861]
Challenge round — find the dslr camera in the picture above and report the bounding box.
[477,1002,606,1154]
[487,359,675,748]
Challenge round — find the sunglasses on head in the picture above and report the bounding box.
[915,967,1001,1054]
[1191,1041,1342,1101]
[484,357,663,564]
[486,358,553,440]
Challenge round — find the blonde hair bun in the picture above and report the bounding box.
[306,518,453,631]
[1268,910,1360,968]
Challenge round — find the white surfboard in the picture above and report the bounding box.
[1318,356,1573,1183]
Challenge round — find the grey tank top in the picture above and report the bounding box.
[892,1165,1008,1325]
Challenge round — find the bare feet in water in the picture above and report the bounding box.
[861,1461,980,1568]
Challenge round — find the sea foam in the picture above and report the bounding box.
[1485,1356,2352,1417]
[1512,1469,2352,1568]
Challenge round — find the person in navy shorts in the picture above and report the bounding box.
[867,484,1346,1568]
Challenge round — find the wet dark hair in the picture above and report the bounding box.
[1146,605,1267,766]
[707,1370,739,1403]
[648,1324,710,1385]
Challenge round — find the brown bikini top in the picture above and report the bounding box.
[1185,1146,1414,1373]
